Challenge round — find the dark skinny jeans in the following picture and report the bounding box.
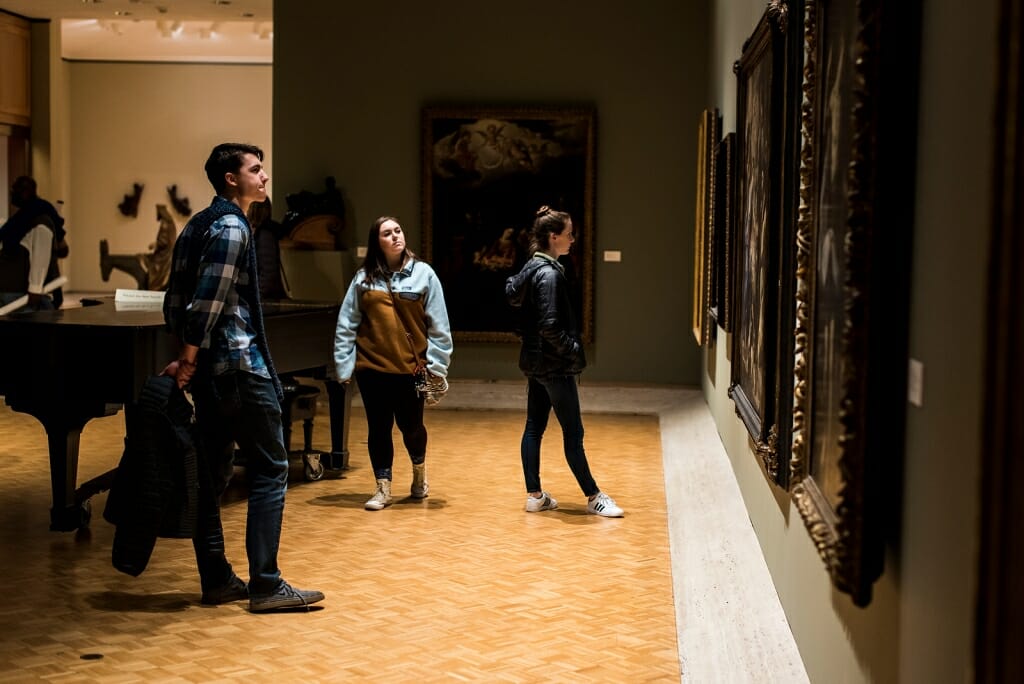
[521,374,599,497]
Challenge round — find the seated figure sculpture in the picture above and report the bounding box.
[100,204,178,290]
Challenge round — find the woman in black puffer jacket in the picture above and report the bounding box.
[505,206,624,518]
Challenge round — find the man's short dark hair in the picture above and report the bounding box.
[204,143,264,194]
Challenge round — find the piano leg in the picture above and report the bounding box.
[9,400,123,531]
[46,425,92,531]
[325,379,353,471]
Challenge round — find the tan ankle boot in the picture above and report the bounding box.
[365,479,393,510]
[411,463,429,498]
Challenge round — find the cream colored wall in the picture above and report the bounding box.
[62,61,271,292]
[704,0,994,681]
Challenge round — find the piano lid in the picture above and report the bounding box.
[0,296,338,329]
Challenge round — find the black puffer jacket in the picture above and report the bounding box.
[505,255,586,377]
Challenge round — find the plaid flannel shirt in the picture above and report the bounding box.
[163,196,270,380]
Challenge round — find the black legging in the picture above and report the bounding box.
[354,369,427,480]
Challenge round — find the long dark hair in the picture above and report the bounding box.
[361,215,418,284]
[528,205,571,254]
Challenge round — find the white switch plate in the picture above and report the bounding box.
[907,358,924,407]
[603,250,622,262]
[356,246,367,258]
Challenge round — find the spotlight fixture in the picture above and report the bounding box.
[156,20,177,38]
[199,23,221,39]
[97,20,123,35]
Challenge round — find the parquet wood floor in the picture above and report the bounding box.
[0,400,678,682]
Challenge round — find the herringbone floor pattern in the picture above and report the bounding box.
[0,401,678,682]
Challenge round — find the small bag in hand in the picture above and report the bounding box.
[414,367,448,406]
[387,280,448,406]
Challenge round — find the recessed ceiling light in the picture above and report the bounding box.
[114,10,131,16]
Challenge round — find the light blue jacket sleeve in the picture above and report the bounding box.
[333,272,363,382]
[421,266,453,378]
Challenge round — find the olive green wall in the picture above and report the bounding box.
[704,0,994,682]
[272,0,709,385]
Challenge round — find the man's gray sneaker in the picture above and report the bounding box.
[249,581,325,612]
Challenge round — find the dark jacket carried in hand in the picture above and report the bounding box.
[103,375,199,576]
[505,254,586,377]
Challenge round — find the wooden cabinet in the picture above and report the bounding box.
[0,13,30,127]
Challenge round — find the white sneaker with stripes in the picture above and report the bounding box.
[586,492,624,517]
[525,491,558,512]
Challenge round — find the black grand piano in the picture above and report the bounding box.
[0,297,342,531]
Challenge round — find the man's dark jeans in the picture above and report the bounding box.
[191,370,288,595]
[521,374,599,497]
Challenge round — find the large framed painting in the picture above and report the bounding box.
[728,2,793,484]
[711,131,737,334]
[421,105,596,343]
[788,0,917,606]
[693,108,721,347]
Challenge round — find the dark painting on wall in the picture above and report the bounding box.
[788,0,917,607]
[421,106,596,343]
[729,5,789,482]
[711,131,737,334]
[693,108,721,347]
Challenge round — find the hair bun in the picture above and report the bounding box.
[536,205,551,217]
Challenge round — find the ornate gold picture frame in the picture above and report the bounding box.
[789,0,917,606]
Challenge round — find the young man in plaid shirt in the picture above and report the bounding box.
[163,142,325,613]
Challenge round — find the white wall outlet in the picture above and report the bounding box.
[356,246,367,258]
[907,358,924,407]
[603,250,622,262]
